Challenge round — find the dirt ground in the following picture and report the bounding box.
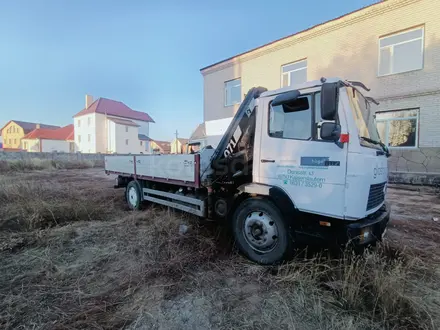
[0,168,439,330]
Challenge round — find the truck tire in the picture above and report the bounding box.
[232,198,292,264]
[126,181,143,210]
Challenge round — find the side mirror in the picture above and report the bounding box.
[321,82,339,120]
[320,122,341,141]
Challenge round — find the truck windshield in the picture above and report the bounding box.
[348,87,382,149]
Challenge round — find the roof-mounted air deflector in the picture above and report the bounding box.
[272,90,300,107]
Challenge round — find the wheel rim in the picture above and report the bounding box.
[243,211,279,253]
[128,186,138,208]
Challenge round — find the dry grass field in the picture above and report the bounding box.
[0,167,439,329]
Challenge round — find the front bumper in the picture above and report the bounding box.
[346,202,390,246]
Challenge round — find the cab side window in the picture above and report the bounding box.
[268,95,312,140]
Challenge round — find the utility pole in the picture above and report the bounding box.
[175,129,179,154]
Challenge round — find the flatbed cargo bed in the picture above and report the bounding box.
[105,154,201,187]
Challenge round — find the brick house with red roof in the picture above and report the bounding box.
[73,95,154,154]
[21,124,74,153]
[0,120,60,149]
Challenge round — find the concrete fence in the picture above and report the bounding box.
[0,151,106,162]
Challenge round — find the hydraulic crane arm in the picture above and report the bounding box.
[210,87,267,179]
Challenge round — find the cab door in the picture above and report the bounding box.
[255,91,348,219]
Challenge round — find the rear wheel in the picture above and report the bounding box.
[232,198,292,264]
[126,181,142,210]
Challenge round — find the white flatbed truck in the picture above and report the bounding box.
[105,78,391,264]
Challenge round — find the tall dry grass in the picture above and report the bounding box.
[0,172,439,329]
[0,158,104,173]
[0,175,119,231]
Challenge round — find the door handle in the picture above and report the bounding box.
[261,159,275,163]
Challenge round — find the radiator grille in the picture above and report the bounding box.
[367,182,386,211]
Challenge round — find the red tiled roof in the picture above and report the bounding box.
[73,98,154,123]
[23,124,74,141]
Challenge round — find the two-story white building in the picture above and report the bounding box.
[200,0,440,180]
[73,95,154,154]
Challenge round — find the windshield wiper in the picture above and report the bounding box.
[360,136,390,157]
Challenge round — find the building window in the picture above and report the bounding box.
[88,117,91,126]
[88,134,91,142]
[23,142,28,149]
[140,141,143,146]
[268,95,312,140]
[14,139,17,144]
[78,135,81,143]
[8,139,11,144]
[78,120,81,128]
[378,27,424,76]
[281,59,307,87]
[125,139,129,145]
[224,78,241,106]
[376,109,418,148]
[125,126,129,133]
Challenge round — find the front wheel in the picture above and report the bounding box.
[232,198,293,264]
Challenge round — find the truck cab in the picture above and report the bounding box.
[253,78,388,220]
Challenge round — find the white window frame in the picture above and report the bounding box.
[78,119,81,128]
[378,26,424,77]
[281,59,307,87]
[376,108,419,149]
[224,78,241,107]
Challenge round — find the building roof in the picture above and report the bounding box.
[175,138,189,145]
[200,1,382,72]
[0,120,60,134]
[108,118,140,127]
[23,124,74,141]
[190,123,206,140]
[138,134,150,141]
[73,97,155,123]
[152,140,171,153]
